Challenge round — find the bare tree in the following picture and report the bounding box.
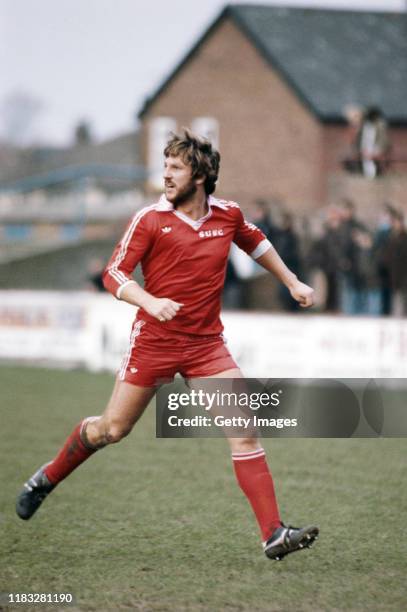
[1,90,44,145]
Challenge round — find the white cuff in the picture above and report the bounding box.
[116,280,136,300]
[250,238,272,260]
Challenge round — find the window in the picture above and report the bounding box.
[148,117,177,190]
[191,117,219,149]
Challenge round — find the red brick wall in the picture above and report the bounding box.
[140,17,324,212]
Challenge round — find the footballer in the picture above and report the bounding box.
[16,129,319,561]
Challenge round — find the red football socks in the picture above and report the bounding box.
[232,448,281,543]
[44,418,98,485]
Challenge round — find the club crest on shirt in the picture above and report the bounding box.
[161,226,172,233]
[199,229,224,238]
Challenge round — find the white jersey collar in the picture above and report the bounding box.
[156,194,227,230]
[156,194,228,211]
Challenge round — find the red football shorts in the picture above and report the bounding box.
[118,319,239,387]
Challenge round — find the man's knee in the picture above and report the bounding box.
[228,437,260,454]
[83,416,132,448]
[104,421,132,444]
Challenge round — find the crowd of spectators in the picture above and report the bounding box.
[309,199,407,316]
[225,198,407,317]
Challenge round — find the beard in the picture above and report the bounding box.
[165,179,197,206]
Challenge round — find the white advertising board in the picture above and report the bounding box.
[0,291,406,378]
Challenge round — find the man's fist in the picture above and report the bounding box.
[289,280,314,308]
[143,296,184,321]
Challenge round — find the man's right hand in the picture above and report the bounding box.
[118,281,183,322]
[142,296,184,322]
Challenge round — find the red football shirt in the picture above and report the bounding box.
[103,195,271,335]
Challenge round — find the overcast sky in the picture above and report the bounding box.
[1,0,405,146]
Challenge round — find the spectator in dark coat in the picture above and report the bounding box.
[250,199,277,243]
[372,204,394,315]
[274,213,302,311]
[383,210,407,315]
[336,199,367,314]
[308,205,343,312]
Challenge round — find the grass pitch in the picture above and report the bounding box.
[0,365,406,611]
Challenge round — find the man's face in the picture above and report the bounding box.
[163,155,198,205]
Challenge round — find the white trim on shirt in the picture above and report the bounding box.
[250,238,272,260]
[116,279,137,300]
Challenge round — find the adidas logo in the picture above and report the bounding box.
[161,226,172,233]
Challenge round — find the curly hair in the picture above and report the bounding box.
[164,128,220,195]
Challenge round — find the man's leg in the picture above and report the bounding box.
[16,380,155,520]
[190,368,281,543]
[193,368,318,560]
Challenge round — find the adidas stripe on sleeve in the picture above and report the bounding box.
[233,207,272,259]
[103,205,156,299]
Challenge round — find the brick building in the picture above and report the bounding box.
[138,4,407,214]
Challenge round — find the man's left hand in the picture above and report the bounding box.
[289,280,314,308]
